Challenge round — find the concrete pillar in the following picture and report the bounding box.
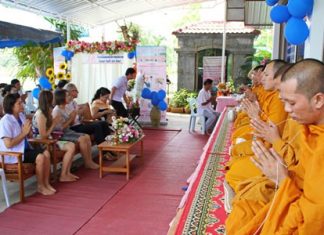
[272,23,281,59]
[177,51,196,90]
[304,0,324,60]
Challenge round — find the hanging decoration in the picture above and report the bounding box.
[266,0,314,45]
[65,40,138,55]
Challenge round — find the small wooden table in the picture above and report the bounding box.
[98,136,144,180]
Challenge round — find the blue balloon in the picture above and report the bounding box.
[285,17,309,45]
[141,88,151,99]
[150,91,157,100]
[158,101,168,111]
[157,90,166,101]
[288,0,314,18]
[39,76,52,90]
[127,51,135,59]
[32,87,40,99]
[151,92,160,106]
[270,5,291,24]
[265,0,279,6]
[61,50,74,61]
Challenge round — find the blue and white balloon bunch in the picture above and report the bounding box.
[141,88,168,111]
[32,76,53,99]
[266,0,314,45]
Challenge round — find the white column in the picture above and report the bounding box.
[304,0,324,60]
[272,23,281,59]
[66,19,71,42]
[221,0,227,83]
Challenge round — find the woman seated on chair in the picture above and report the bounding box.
[33,90,78,182]
[53,89,99,169]
[91,87,116,123]
[0,93,55,195]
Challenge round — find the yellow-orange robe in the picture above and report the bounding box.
[227,124,324,235]
[226,91,288,190]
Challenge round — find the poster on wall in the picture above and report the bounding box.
[203,56,226,84]
[136,46,167,124]
[53,47,66,74]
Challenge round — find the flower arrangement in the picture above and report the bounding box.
[66,40,138,55]
[110,117,142,144]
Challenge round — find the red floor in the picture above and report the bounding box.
[0,129,208,235]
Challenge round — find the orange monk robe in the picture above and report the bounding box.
[228,124,324,235]
[226,91,288,191]
[231,90,287,144]
[226,119,301,233]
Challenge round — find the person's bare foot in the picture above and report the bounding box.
[46,184,57,193]
[85,162,99,169]
[59,175,77,182]
[38,186,55,196]
[69,173,79,180]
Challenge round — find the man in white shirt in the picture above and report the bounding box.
[197,79,219,133]
[110,68,136,117]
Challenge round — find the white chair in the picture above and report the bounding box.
[187,98,206,134]
[0,168,10,207]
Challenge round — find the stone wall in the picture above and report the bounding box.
[174,33,257,91]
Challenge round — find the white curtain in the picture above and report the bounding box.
[71,53,134,104]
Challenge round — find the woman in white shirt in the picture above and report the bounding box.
[33,90,78,182]
[52,90,99,169]
[0,93,55,195]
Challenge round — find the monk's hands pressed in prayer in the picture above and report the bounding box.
[251,141,288,185]
[244,89,257,102]
[242,99,259,119]
[251,119,280,144]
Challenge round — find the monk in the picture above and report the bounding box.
[234,65,265,131]
[225,60,288,192]
[226,59,324,234]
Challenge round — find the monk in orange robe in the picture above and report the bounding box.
[226,60,288,191]
[227,59,324,234]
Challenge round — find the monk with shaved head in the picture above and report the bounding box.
[226,59,324,234]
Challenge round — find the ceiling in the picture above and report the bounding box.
[0,0,211,27]
[0,0,271,27]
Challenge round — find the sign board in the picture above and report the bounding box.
[203,56,226,83]
[136,46,167,124]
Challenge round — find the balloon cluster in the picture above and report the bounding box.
[141,88,168,111]
[267,0,314,45]
[61,49,74,61]
[32,76,53,99]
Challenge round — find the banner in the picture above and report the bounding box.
[83,54,124,64]
[53,47,66,74]
[203,56,226,83]
[136,46,167,124]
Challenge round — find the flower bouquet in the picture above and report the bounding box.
[107,117,142,144]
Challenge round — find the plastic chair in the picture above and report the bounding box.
[187,98,206,134]
[0,168,10,207]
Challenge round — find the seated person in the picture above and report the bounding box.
[53,89,99,169]
[55,79,70,91]
[91,87,116,123]
[197,79,219,133]
[0,93,55,195]
[64,83,111,145]
[33,90,78,182]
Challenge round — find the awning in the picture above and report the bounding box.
[0,21,63,48]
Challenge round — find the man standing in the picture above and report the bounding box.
[110,68,136,117]
[197,79,218,134]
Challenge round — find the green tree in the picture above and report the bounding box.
[13,18,85,81]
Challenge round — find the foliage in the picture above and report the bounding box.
[13,18,85,81]
[13,44,53,81]
[44,17,85,42]
[170,88,198,108]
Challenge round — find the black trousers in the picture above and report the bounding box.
[70,121,110,144]
[111,100,128,117]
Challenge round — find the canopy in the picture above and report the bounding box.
[0,21,63,48]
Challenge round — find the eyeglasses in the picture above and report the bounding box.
[71,89,79,93]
